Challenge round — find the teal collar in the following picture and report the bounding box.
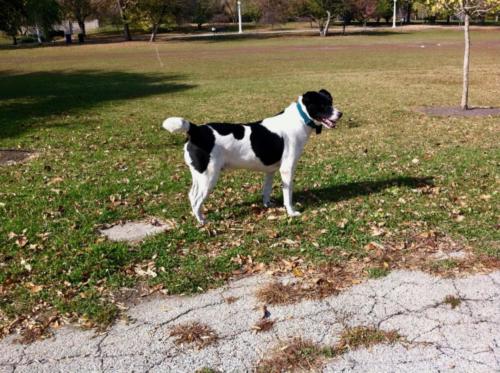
[296,102,322,134]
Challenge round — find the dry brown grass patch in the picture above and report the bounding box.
[256,338,328,373]
[256,279,338,305]
[169,322,218,349]
[257,230,499,307]
[224,296,239,304]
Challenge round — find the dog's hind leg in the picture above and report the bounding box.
[189,164,221,225]
[262,172,275,208]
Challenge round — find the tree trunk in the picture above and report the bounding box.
[322,11,331,37]
[446,15,450,24]
[12,35,17,45]
[342,22,346,35]
[117,0,132,41]
[461,13,470,110]
[150,23,160,42]
[405,6,411,24]
[77,20,86,37]
[150,6,167,43]
[36,25,42,43]
[123,22,131,41]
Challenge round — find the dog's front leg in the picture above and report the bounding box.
[262,172,275,208]
[280,163,300,217]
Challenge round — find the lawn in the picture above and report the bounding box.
[0,28,499,337]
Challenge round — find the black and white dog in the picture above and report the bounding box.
[163,89,342,224]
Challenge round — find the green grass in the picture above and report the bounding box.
[367,267,390,279]
[1,29,499,333]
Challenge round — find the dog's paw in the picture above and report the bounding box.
[263,200,275,208]
[287,210,301,217]
[194,214,207,226]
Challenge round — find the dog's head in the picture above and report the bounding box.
[302,89,342,129]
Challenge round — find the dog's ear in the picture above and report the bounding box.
[302,91,316,104]
[319,89,332,100]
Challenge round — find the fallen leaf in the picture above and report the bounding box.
[364,242,385,251]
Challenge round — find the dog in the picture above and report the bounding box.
[163,89,342,224]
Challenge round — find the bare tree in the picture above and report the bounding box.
[429,0,500,109]
[256,0,290,28]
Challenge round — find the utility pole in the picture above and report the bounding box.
[238,1,243,34]
[392,0,397,28]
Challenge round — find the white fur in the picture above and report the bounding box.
[164,96,341,224]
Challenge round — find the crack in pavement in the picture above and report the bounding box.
[1,269,499,372]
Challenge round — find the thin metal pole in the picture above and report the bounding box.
[238,1,243,34]
[392,0,397,28]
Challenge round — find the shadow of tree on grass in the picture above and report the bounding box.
[0,70,194,138]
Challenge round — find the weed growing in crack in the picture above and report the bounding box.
[443,295,462,309]
[257,326,402,371]
[195,368,219,373]
[256,338,328,373]
[337,326,401,351]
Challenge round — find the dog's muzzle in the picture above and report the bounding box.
[320,111,342,129]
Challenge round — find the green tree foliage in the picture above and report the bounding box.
[24,0,62,41]
[58,0,96,37]
[293,0,338,36]
[187,0,218,29]
[375,0,393,22]
[137,0,182,41]
[0,0,24,44]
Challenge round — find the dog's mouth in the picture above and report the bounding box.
[319,117,337,129]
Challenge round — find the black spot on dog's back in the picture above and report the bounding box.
[249,122,284,166]
[208,123,245,140]
[187,125,215,173]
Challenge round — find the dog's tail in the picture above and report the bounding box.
[162,117,191,133]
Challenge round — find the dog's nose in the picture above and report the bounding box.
[338,111,343,119]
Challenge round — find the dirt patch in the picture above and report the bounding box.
[0,149,37,166]
[169,322,218,349]
[99,218,175,243]
[417,106,500,117]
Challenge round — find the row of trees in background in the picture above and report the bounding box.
[1,0,499,45]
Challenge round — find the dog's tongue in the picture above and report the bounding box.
[321,118,336,128]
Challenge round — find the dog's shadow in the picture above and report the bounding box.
[227,176,434,218]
